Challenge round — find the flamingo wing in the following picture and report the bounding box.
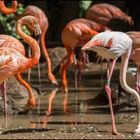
[0,47,28,82]
[0,35,25,55]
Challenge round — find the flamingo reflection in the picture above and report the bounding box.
[30,87,89,129]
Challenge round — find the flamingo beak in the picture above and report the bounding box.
[82,39,101,51]
[34,23,42,36]
[34,23,42,42]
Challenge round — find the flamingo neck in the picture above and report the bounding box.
[16,21,40,66]
[0,1,17,14]
[40,30,46,50]
[120,47,140,125]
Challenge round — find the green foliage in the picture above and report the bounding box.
[79,0,92,17]
[0,3,30,39]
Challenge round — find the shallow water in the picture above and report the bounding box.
[0,62,139,139]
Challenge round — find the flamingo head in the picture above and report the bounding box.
[19,15,42,36]
[81,37,102,51]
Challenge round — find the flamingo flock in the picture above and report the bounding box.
[0,0,140,136]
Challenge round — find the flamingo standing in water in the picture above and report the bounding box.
[0,15,41,115]
[60,18,109,93]
[85,3,134,26]
[16,5,58,85]
[0,0,17,14]
[81,30,140,135]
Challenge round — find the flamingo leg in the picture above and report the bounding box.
[28,35,42,84]
[15,72,35,111]
[37,61,41,84]
[59,55,68,75]
[28,47,32,83]
[63,92,68,113]
[105,59,122,135]
[77,50,85,81]
[100,61,104,88]
[136,65,140,94]
[73,52,78,91]
[1,81,7,117]
[40,32,58,85]
[60,47,74,93]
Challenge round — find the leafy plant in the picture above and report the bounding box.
[0,3,30,39]
[79,0,92,17]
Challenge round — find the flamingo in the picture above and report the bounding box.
[0,15,41,115]
[60,18,109,93]
[16,5,58,85]
[0,0,17,14]
[81,30,140,135]
[85,3,134,26]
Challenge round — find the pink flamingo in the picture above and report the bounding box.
[0,0,17,14]
[0,15,41,115]
[81,30,140,135]
[16,5,58,85]
[60,18,109,93]
[85,3,134,26]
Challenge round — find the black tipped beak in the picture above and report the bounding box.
[34,34,41,42]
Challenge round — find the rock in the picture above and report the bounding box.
[0,76,39,115]
[42,47,67,73]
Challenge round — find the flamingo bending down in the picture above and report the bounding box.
[0,15,41,115]
[16,5,58,85]
[85,3,134,26]
[126,32,140,94]
[118,32,140,105]
[0,0,17,14]
[60,18,109,93]
[81,30,140,135]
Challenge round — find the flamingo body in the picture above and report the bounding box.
[0,35,25,55]
[85,3,134,26]
[82,31,140,135]
[84,31,132,60]
[60,18,109,92]
[0,15,41,115]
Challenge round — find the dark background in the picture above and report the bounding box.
[2,0,140,45]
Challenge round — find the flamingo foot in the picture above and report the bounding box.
[51,79,59,86]
[64,87,68,93]
[22,98,35,113]
[48,74,59,86]
[112,130,125,137]
[27,97,36,107]
[45,110,51,116]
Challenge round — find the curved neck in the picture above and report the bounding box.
[16,21,40,66]
[0,1,17,14]
[120,47,140,125]
[40,31,46,54]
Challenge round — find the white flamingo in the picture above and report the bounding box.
[81,30,140,135]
